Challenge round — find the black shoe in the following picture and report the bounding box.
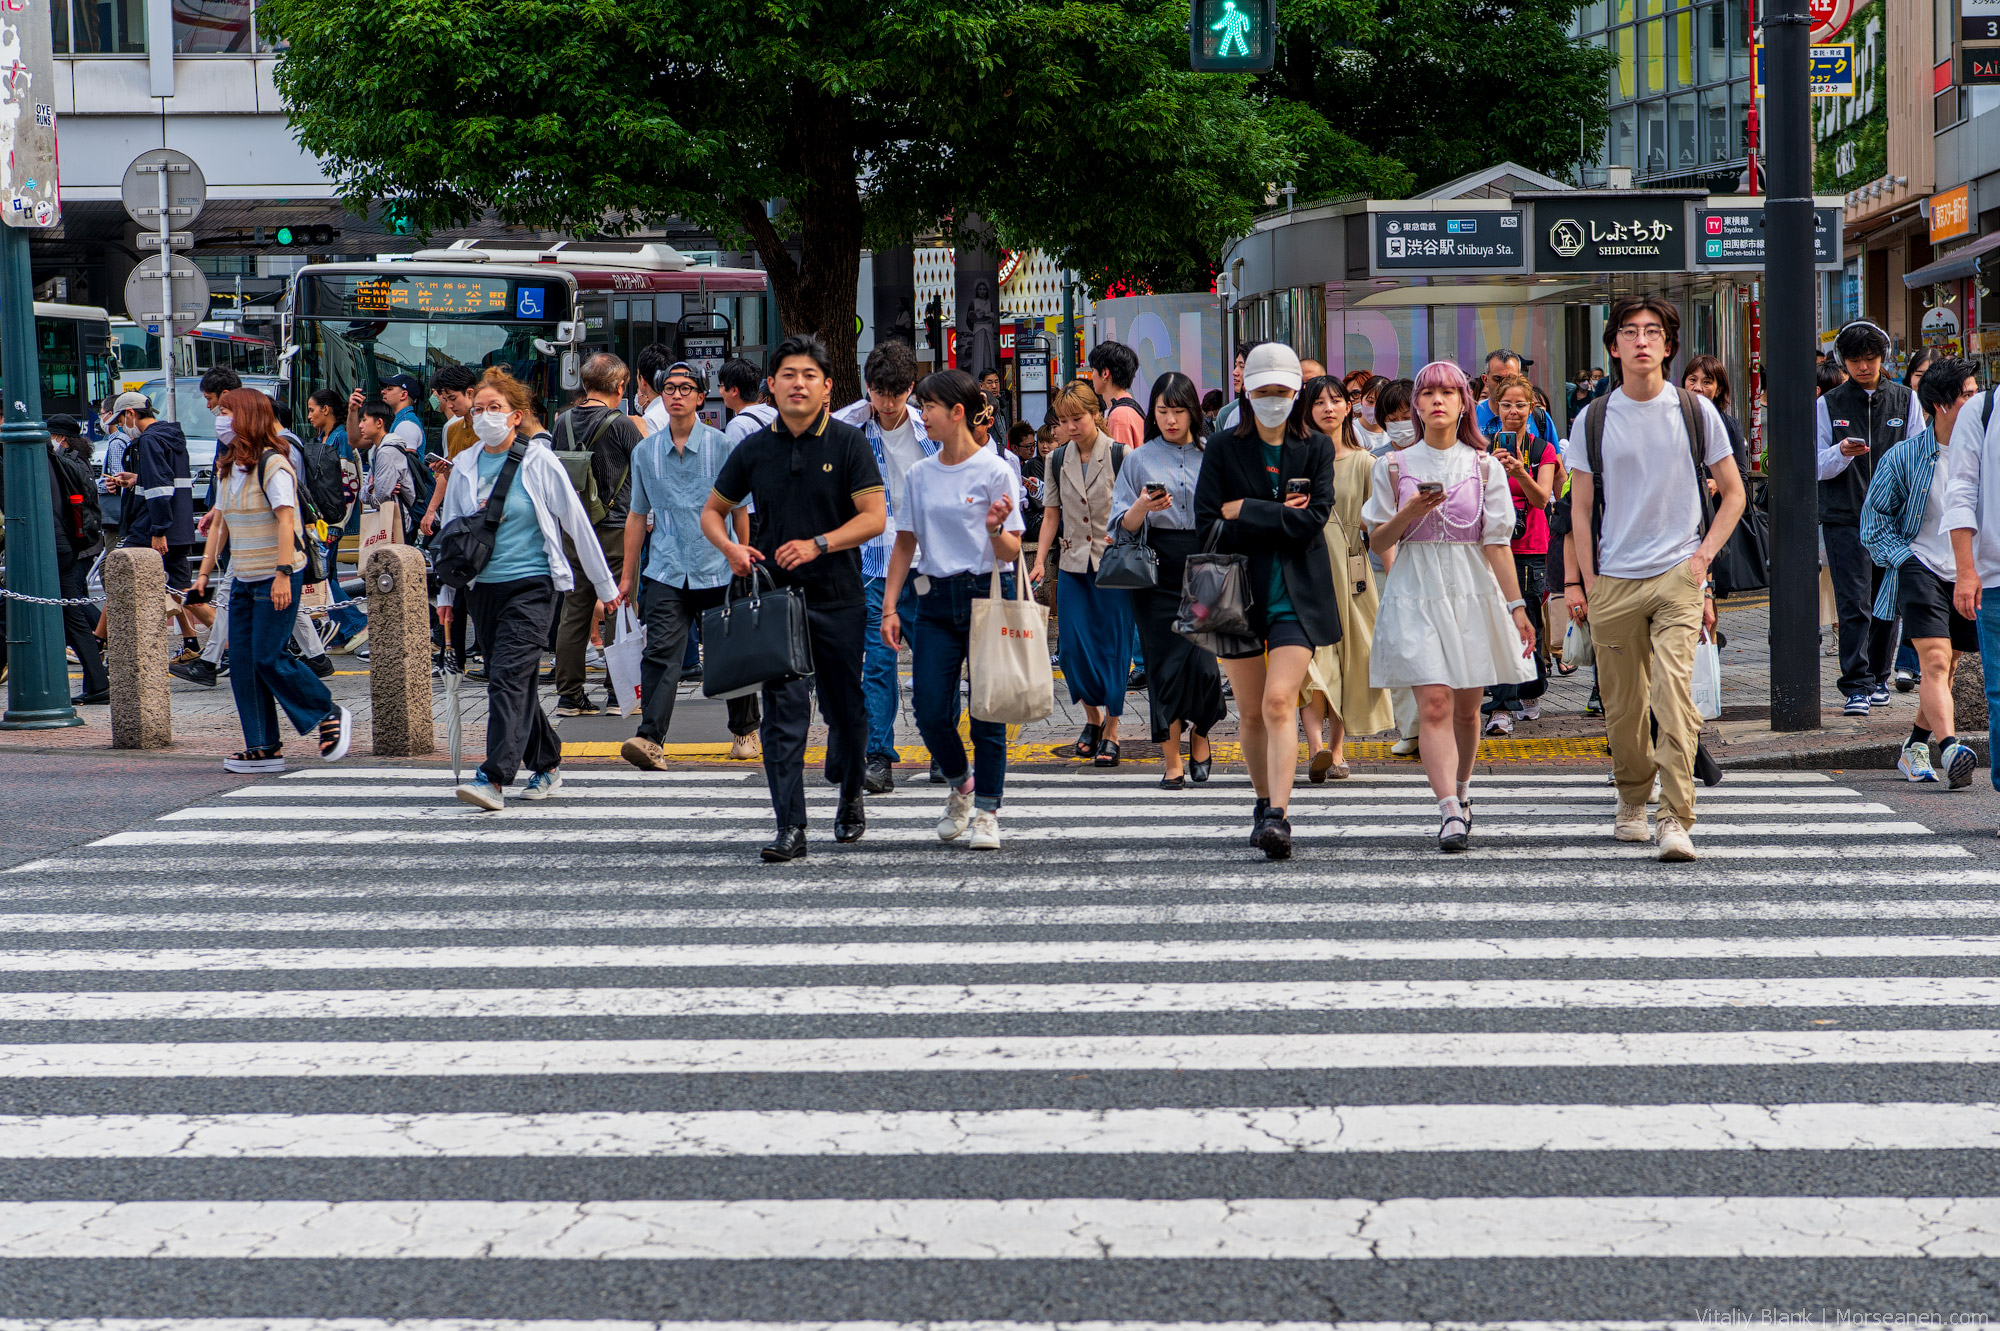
[1255,809,1293,860]
[555,694,603,717]
[1127,668,1147,690]
[305,654,335,679]
[465,658,487,681]
[169,658,219,687]
[1160,772,1186,790]
[1694,741,1723,788]
[683,665,703,683]
[761,826,808,862]
[930,760,947,784]
[71,689,110,706]
[1439,811,1470,853]
[539,666,557,684]
[1250,798,1270,846]
[1094,739,1121,768]
[863,757,895,795]
[834,794,867,844]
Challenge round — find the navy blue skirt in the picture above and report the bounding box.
[1057,568,1133,715]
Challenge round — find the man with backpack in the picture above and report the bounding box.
[44,417,109,704]
[550,353,643,716]
[1564,295,1745,863]
[1087,341,1147,450]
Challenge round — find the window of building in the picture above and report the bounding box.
[1669,8,1695,90]
[67,0,147,53]
[1587,0,1753,183]
[1669,93,1698,171]
[1607,103,1637,168]
[1640,18,1664,95]
[173,0,256,53]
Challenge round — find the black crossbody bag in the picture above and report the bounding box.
[432,442,527,591]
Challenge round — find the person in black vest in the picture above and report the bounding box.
[1816,320,1924,715]
[703,334,887,863]
[45,418,109,705]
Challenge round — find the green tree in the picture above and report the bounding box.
[1264,0,1616,199]
[260,0,1287,398]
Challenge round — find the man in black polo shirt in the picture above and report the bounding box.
[704,335,887,862]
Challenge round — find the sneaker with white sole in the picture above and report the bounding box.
[1655,812,1696,861]
[1868,684,1892,706]
[968,808,1001,850]
[456,777,505,811]
[1843,693,1871,716]
[1513,703,1541,722]
[1613,801,1651,842]
[1391,736,1420,757]
[521,768,563,801]
[1482,711,1514,737]
[1941,741,1977,790]
[1897,740,1938,782]
[937,787,974,841]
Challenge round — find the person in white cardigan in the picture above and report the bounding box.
[435,368,621,811]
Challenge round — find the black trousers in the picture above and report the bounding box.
[467,576,562,787]
[637,577,761,744]
[1491,553,1548,706]
[58,551,108,696]
[761,599,868,829]
[1823,523,1895,696]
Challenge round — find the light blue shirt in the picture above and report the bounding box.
[1110,437,1203,530]
[628,420,739,590]
[472,446,551,584]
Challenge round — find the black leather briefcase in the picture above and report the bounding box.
[700,565,815,699]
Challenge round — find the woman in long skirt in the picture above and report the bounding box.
[1292,376,1392,779]
[1111,372,1226,788]
[1031,382,1134,765]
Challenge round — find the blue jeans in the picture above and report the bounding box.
[910,571,1012,811]
[228,570,335,753]
[1978,589,2000,791]
[863,574,916,764]
[322,537,367,640]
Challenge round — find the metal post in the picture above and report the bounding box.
[156,164,177,422]
[1763,0,1818,730]
[0,225,81,729]
[1060,271,1075,386]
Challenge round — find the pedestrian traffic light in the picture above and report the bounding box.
[1190,0,1275,72]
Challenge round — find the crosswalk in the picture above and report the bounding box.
[2,765,1996,1320]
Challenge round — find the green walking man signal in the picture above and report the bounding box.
[1190,0,1274,71]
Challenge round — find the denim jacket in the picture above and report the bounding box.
[835,397,939,579]
[1859,424,1939,620]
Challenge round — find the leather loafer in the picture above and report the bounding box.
[862,757,895,795]
[833,795,867,844]
[71,689,110,706]
[761,825,808,862]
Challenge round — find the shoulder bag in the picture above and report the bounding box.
[432,442,526,592]
[1095,520,1159,590]
[700,564,814,700]
[257,452,326,584]
[1174,520,1255,643]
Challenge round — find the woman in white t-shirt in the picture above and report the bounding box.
[881,369,1028,852]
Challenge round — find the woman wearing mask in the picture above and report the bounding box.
[1292,376,1392,779]
[189,390,353,773]
[435,368,621,811]
[1352,376,1391,452]
[880,370,1027,850]
[1479,373,1559,735]
[1111,372,1225,788]
[1364,361,1535,853]
[1032,382,1133,765]
[1195,343,1340,859]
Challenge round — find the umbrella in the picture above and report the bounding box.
[443,655,464,784]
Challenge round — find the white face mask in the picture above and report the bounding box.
[472,410,513,446]
[1356,402,1377,427]
[1249,395,1295,428]
[1386,420,1417,446]
[212,413,234,444]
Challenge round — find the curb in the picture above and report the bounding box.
[1715,735,1989,772]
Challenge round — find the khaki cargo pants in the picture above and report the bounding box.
[1590,556,1705,827]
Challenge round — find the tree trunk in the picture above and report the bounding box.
[735,85,866,407]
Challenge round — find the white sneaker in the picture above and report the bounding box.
[968,808,1001,850]
[1898,741,1939,782]
[937,787,974,841]
[1613,801,1652,843]
[1513,703,1540,722]
[1482,711,1514,737]
[1391,736,1420,757]
[1656,812,1696,861]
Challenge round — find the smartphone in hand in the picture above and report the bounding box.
[1417,480,1444,496]
[1286,478,1310,495]
[1492,431,1516,455]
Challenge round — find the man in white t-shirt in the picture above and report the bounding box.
[1565,295,1745,862]
[720,358,777,445]
[834,340,939,793]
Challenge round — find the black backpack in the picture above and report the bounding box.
[292,430,349,528]
[378,436,434,526]
[50,448,103,555]
[1582,387,1712,564]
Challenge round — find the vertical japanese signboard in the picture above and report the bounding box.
[0,0,60,228]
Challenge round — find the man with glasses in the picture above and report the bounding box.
[1817,320,1924,715]
[1565,295,1745,862]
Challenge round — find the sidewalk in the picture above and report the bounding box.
[5,592,1939,770]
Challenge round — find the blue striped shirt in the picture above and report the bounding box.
[1859,424,1939,619]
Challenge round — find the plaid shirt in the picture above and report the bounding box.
[1859,424,1939,620]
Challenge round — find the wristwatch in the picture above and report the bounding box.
[1504,598,1527,611]
[813,534,830,556]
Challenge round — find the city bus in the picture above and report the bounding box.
[112,317,277,389]
[281,241,771,449]
[0,303,119,424]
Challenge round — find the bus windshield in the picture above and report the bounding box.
[293,317,559,448]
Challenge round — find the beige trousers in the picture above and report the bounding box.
[1590,557,1705,826]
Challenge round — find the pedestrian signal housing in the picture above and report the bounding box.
[1190,0,1275,72]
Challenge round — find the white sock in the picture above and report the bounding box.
[1438,795,1462,820]
[1455,780,1470,803]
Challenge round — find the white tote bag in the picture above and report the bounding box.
[1561,614,1593,669]
[1691,630,1722,721]
[969,555,1054,724]
[604,604,647,716]
[357,505,402,561]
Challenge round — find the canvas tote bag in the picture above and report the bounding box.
[969,555,1054,724]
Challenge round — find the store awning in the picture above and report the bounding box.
[1904,231,2000,288]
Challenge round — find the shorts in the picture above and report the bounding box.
[1897,558,1979,653]
[1219,616,1314,659]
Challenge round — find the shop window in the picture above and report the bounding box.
[70,0,147,52]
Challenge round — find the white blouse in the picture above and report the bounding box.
[1359,441,1516,547]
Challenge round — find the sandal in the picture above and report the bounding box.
[318,705,354,762]
[1308,749,1333,783]
[1094,739,1121,768]
[1075,723,1102,759]
[223,746,286,774]
[1555,659,1580,676]
[1438,812,1470,853]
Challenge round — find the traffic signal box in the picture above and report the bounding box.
[1190,0,1275,72]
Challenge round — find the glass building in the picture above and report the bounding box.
[1578,0,1755,191]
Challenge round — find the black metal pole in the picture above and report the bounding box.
[1762,0,1820,731]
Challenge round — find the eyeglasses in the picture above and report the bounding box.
[1617,324,1668,343]
[662,383,703,397]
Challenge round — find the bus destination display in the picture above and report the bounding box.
[297,273,567,321]
[355,276,513,315]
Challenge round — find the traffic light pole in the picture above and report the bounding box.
[0,223,82,729]
[1763,0,1819,731]
[1060,271,1076,385]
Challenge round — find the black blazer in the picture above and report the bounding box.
[1193,425,1342,648]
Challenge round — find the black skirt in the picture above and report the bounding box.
[1133,526,1228,743]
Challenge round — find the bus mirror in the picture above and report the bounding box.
[560,349,580,391]
[556,320,581,345]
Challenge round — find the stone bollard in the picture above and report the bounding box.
[365,544,435,756]
[102,547,173,749]
[1954,653,1987,735]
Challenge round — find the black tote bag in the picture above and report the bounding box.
[701,565,815,699]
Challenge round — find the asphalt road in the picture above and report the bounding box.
[1,753,1998,1322]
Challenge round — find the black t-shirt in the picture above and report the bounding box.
[712,408,884,609]
[555,402,643,526]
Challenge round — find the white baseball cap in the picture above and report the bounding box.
[1242,343,1303,393]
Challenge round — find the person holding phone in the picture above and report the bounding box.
[1112,372,1225,788]
[1480,373,1560,734]
[1291,376,1392,780]
[1364,360,1535,853]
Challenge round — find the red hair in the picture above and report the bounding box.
[217,388,286,473]
[1413,360,1490,450]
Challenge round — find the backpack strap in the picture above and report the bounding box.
[1677,386,1715,539]
[477,441,528,533]
[1584,395,1608,568]
[1984,389,1996,433]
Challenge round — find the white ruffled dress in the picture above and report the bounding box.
[1362,441,1536,690]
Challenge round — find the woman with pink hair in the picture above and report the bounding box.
[1361,359,1536,852]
